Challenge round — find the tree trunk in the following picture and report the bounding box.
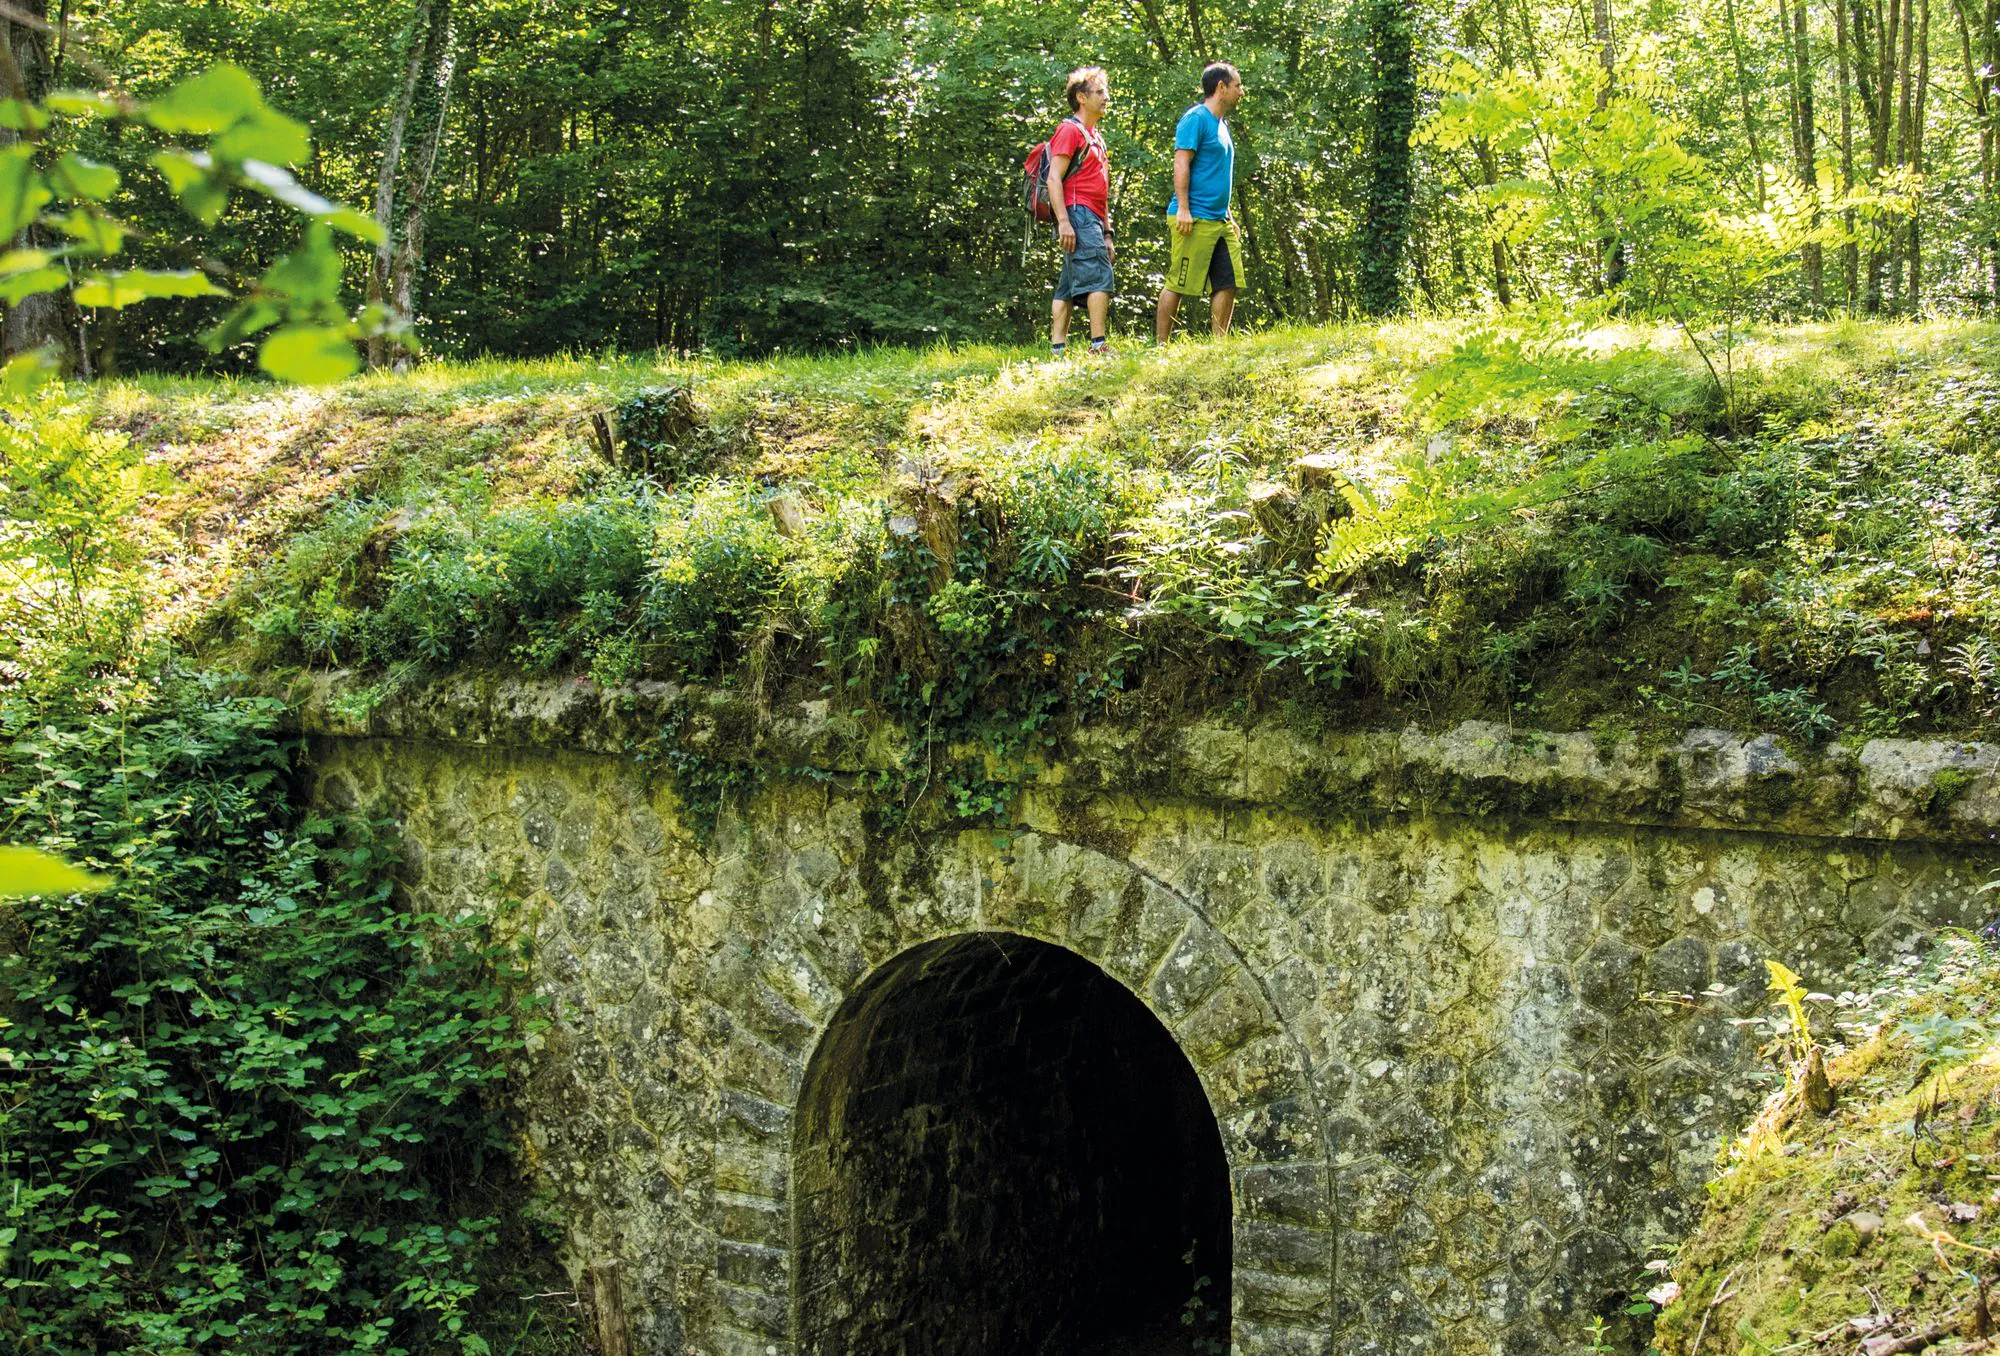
[1358,0,1416,315]
[1952,0,2000,306]
[1725,0,1769,206]
[1782,0,1825,305]
[1907,0,1929,309]
[1835,0,1861,307]
[1889,0,1917,309]
[1861,0,1901,311]
[0,0,76,368]
[1185,0,1208,63]
[1474,139,1513,307]
[1595,0,1629,290]
[368,0,456,370]
[1133,0,1176,63]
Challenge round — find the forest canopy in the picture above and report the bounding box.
[0,0,1985,367]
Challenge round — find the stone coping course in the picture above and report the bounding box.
[289,671,2000,845]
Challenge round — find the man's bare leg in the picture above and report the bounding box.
[1155,288,1182,345]
[1085,291,1110,347]
[1051,297,1073,350]
[1211,287,1236,335]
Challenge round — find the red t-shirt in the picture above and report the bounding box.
[1049,118,1109,223]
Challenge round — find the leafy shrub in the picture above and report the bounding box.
[641,481,789,679]
[0,668,569,1355]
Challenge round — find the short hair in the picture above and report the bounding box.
[1201,62,1239,97]
[1066,66,1107,111]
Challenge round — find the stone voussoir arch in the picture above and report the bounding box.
[699,827,1337,1356]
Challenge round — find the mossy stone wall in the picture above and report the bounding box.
[301,678,2000,1356]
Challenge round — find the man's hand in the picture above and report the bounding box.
[1175,209,1195,236]
[1107,237,1116,262]
[1058,217,1078,252]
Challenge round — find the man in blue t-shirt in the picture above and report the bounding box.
[1155,62,1245,344]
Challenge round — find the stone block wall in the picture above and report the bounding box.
[301,680,2000,1356]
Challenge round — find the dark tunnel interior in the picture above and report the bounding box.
[793,931,1232,1355]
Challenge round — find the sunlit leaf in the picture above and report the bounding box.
[239,160,384,242]
[147,64,264,135]
[205,299,281,350]
[74,268,227,309]
[0,265,69,303]
[0,146,52,239]
[0,846,110,898]
[260,223,343,306]
[258,325,359,384]
[45,89,121,118]
[54,153,119,202]
[213,109,311,167]
[0,348,60,398]
[151,150,230,225]
[0,99,50,132]
[53,211,130,254]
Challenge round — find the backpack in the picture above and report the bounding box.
[1022,117,1094,222]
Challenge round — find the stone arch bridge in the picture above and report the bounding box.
[300,676,2000,1356]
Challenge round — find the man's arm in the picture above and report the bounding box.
[1048,151,1076,251]
[1173,148,1195,236]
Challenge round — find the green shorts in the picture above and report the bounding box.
[1165,217,1241,297]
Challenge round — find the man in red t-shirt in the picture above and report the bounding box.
[1046,66,1115,358]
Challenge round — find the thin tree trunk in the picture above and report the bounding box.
[0,0,74,367]
[369,0,455,370]
[369,1,428,369]
[1185,0,1208,63]
[1358,0,1416,315]
[1474,139,1513,307]
[1990,0,1999,304]
[1835,0,1861,306]
[389,2,455,371]
[1950,0,1995,305]
[1595,0,1629,290]
[1725,0,1769,205]
[1907,0,1929,309]
[1782,0,1825,304]
[1862,0,1901,310]
[1890,0,1917,309]
[1133,0,1176,63]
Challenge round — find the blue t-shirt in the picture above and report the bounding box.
[1167,103,1234,220]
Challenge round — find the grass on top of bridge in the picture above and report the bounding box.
[44,317,2000,744]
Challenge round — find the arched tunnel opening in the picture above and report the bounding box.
[793,931,1232,1355]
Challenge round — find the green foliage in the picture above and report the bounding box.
[3,63,384,384]
[0,388,159,659]
[614,388,708,484]
[115,322,2000,767]
[0,668,571,1354]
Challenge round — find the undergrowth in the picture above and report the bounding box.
[0,664,581,1354]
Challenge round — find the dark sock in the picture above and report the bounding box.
[1089,334,1107,350]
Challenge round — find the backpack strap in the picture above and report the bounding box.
[1054,116,1095,179]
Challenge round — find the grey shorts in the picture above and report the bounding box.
[1054,205,1113,303]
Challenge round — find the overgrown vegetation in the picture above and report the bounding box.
[0,316,1973,840]
[0,62,579,1343]
[0,664,578,1353]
